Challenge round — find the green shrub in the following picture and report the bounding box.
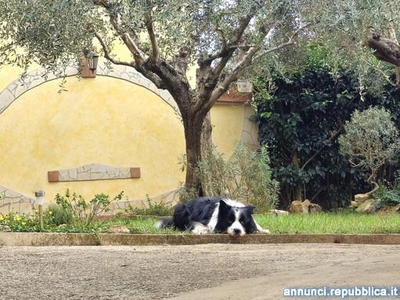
[180,142,279,213]
[125,196,172,216]
[374,185,400,210]
[45,203,73,226]
[52,189,124,230]
[339,107,400,182]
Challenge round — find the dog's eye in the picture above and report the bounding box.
[239,217,246,225]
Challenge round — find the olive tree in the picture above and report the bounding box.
[0,0,310,195]
[3,1,400,198]
[339,107,400,196]
[298,0,400,89]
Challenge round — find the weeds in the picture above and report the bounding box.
[125,196,172,216]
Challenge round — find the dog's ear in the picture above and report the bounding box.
[219,199,231,211]
[246,205,255,214]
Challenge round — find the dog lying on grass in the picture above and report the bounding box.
[156,196,270,236]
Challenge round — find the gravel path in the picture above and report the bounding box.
[1,244,399,299]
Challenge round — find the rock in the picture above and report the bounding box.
[108,225,130,234]
[309,203,322,213]
[0,225,11,232]
[270,209,289,216]
[289,200,322,214]
[351,193,373,209]
[355,199,376,214]
[289,200,305,213]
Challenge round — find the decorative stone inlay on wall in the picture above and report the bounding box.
[0,63,178,116]
[48,163,141,182]
[0,186,35,214]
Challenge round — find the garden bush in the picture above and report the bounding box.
[179,143,279,213]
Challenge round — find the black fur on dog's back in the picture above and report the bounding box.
[157,197,220,230]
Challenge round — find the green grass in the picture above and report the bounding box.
[255,212,400,234]
[111,212,400,235]
[4,210,400,234]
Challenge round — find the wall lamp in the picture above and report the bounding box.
[83,49,99,73]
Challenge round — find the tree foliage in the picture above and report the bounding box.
[299,0,400,88]
[256,45,400,209]
[339,107,400,183]
[0,0,310,195]
[2,1,400,200]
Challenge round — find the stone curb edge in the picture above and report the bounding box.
[1,233,400,246]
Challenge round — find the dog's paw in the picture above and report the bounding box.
[191,222,210,235]
[258,228,271,234]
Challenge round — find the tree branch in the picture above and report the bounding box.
[92,0,165,88]
[362,58,397,87]
[93,0,146,67]
[144,10,159,62]
[209,45,260,105]
[367,33,400,66]
[366,32,400,87]
[253,23,310,61]
[93,31,134,68]
[301,124,344,171]
[214,23,310,101]
[206,15,253,65]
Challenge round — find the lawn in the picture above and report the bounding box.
[2,211,400,234]
[114,212,400,235]
[255,213,400,234]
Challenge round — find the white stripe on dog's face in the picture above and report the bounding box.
[226,208,246,237]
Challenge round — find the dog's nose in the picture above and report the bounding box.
[234,228,241,235]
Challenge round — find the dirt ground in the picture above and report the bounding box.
[0,243,399,300]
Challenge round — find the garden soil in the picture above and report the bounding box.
[1,243,399,300]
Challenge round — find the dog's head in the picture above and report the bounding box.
[216,199,257,237]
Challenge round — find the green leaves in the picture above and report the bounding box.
[0,0,93,71]
[196,143,279,212]
[339,107,400,179]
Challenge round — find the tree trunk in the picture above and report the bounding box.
[182,110,212,197]
[144,59,217,199]
[292,150,303,200]
[367,32,400,86]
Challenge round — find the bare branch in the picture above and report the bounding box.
[208,15,257,89]
[206,15,253,64]
[209,45,260,105]
[144,10,159,62]
[301,124,344,171]
[93,31,134,68]
[253,23,311,61]
[93,0,147,68]
[92,1,165,88]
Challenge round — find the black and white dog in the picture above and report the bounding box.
[156,197,270,236]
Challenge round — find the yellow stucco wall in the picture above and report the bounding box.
[0,75,186,211]
[0,64,258,214]
[211,103,245,158]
